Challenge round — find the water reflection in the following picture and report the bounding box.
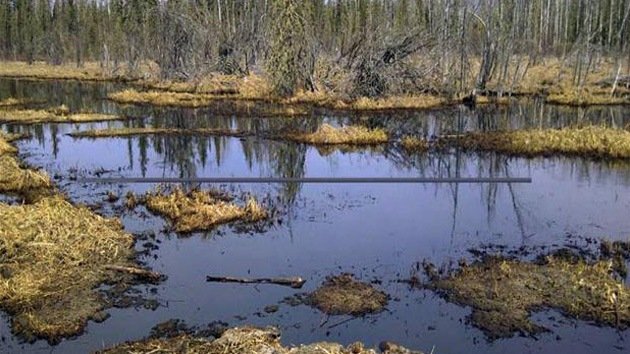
[1,79,630,354]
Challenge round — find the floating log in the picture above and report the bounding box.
[206,275,306,289]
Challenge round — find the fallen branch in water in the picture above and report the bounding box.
[105,265,164,283]
[206,275,306,289]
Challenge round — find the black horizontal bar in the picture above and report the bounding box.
[78,177,532,184]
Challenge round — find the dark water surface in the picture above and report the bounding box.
[1,79,629,354]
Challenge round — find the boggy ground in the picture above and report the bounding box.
[425,247,630,340]
[100,326,425,354]
[0,132,160,343]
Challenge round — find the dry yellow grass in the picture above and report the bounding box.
[0,133,51,197]
[0,61,109,81]
[401,136,429,151]
[69,127,250,139]
[0,97,33,108]
[143,187,267,233]
[307,274,389,316]
[439,126,630,159]
[285,124,388,145]
[100,326,423,354]
[0,105,121,124]
[109,89,308,116]
[428,254,630,338]
[0,196,137,342]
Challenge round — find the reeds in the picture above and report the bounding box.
[142,187,267,233]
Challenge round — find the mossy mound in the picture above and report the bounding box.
[100,326,424,354]
[427,254,630,339]
[307,274,389,316]
[0,196,139,342]
[142,187,267,233]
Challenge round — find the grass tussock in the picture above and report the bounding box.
[101,326,422,354]
[0,98,33,108]
[0,61,112,81]
[427,254,630,339]
[0,196,137,342]
[285,124,388,145]
[108,89,308,116]
[439,126,630,159]
[307,274,389,316]
[69,127,250,139]
[0,134,51,197]
[401,136,429,151]
[143,187,267,233]
[0,105,121,124]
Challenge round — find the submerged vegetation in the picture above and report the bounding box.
[0,105,121,124]
[101,326,424,354]
[139,187,267,233]
[439,126,630,160]
[307,274,389,316]
[426,253,630,339]
[0,196,137,342]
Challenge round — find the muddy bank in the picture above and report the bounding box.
[425,247,630,339]
[100,326,425,354]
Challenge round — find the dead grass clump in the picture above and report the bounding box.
[101,326,422,354]
[0,196,137,342]
[307,274,389,316]
[0,155,51,197]
[0,132,50,197]
[69,127,251,139]
[143,187,267,233]
[108,89,309,116]
[427,255,630,339]
[0,98,33,108]
[285,124,388,145]
[0,105,121,124]
[439,126,630,159]
[401,136,429,151]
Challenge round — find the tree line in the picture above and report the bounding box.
[1,0,630,97]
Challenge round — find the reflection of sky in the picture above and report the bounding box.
[1,79,630,354]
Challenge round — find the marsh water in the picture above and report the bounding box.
[1,79,630,353]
